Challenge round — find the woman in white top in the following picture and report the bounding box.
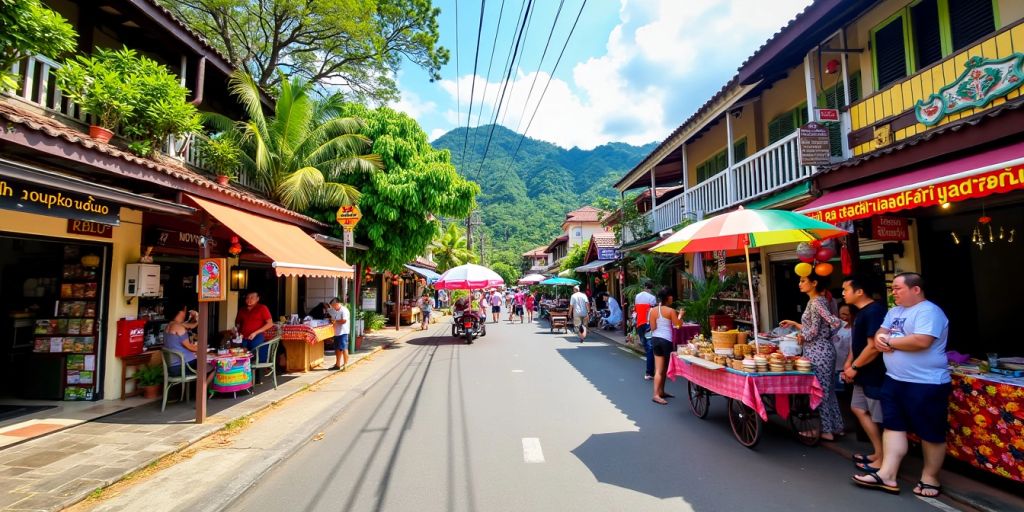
[648,287,684,405]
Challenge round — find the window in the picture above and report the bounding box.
[574,228,582,238]
[694,138,747,183]
[819,72,862,156]
[767,107,809,145]
[871,0,996,90]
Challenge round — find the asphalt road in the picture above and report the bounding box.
[227,315,948,512]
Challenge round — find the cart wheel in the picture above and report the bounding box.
[727,398,762,448]
[687,381,710,419]
[788,395,821,446]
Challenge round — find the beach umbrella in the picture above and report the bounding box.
[518,273,547,285]
[434,263,505,290]
[651,207,846,348]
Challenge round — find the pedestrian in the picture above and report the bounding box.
[853,273,950,497]
[489,289,502,323]
[833,303,857,393]
[437,289,448,309]
[841,275,888,474]
[235,291,275,363]
[780,274,844,440]
[506,288,515,322]
[569,285,590,342]
[419,293,432,331]
[633,281,657,380]
[327,297,349,370]
[603,292,622,329]
[525,291,536,323]
[649,287,683,405]
[513,288,525,323]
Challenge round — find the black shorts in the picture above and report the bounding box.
[880,376,952,443]
[491,306,501,313]
[514,305,524,315]
[651,336,674,357]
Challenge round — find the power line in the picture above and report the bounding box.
[496,2,537,129]
[454,0,462,167]
[511,0,565,136]
[461,0,488,164]
[468,0,509,158]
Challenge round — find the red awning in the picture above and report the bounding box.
[799,140,1024,224]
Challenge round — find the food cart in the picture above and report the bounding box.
[279,322,333,372]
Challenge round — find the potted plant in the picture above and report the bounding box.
[54,52,135,143]
[199,133,242,185]
[134,364,163,399]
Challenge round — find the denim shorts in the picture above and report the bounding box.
[334,334,349,351]
[880,376,951,443]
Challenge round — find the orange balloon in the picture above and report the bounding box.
[794,262,812,277]
[814,262,834,276]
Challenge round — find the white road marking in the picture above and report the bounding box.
[522,437,545,463]
[511,369,524,373]
[916,496,959,511]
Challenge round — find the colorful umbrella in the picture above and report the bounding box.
[434,263,506,290]
[518,273,547,285]
[651,207,846,348]
[539,277,580,286]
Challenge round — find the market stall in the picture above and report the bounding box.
[947,368,1024,483]
[279,322,332,372]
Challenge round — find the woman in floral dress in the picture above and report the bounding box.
[780,274,844,440]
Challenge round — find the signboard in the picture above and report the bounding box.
[336,205,362,231]
[67,219,114,239]
[0,177,119,225]
[343,230,354,247]
[199,258,227,302]
[805,165,1024,224]
[798,122,832,166]
[361,287,378,310]
[597,248,620,261]
[151,228,220,250]
[871,217,909,241]
[815,108,840,122]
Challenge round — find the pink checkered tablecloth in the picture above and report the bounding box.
[667,354,823,421]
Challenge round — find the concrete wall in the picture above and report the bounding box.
[304,277,339,313]
[566,222,608,249]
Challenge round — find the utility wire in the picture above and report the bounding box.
[472,0,527,175]
[496,2,537,129]
[454,0,463,168]
[511,0,565,136]
[461,0,488,164]
[468,0,508,157]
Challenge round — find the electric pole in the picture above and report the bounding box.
[466,209,482,252]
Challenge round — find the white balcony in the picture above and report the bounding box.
[684,131,816,216]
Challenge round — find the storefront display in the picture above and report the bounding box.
[948,370,1024,483]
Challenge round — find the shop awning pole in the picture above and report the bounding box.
[743,241,759,353]
[196,213,210,424]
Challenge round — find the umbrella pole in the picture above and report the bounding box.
[744,242,760,352]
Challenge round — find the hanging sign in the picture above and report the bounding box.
[199,258,227,302]
[798,122,832,166]
[361,287,378,310]
[815,108,840,122]
[150,228,221,250]
[343,229,354,247]
[335,205,362,231]
[805,165,1024,224]
[871,217,909,241]
[597,248,620,260]
[67,219,114,239]
[0,177,119,225]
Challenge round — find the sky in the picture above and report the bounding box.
[393,0,816,150]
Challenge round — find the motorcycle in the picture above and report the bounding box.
[452,310,486,344]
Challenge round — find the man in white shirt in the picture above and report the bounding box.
[634,281,658,379]
[327,297,350,371]
[489,290,502,323]
[569,285,590,342]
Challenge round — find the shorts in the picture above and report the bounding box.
[514,305,524,315]
[492,306,501,313]
[573,314,587,327]
[422,311,431,321]
[651,336,674,357]
[333,334,350,352]
[880,376,951,443]
[851,385,884,423]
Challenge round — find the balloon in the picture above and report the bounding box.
[795,262,813,277]
[814,262,834,276]
[795,242,817,261]
[799,254,815,263]
[810,240,822,249]
[816,247,835,261]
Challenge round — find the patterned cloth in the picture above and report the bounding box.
[668,355,823,421]
[948,372,1024,482]
[281,324,334,345]
[801,296,844,434]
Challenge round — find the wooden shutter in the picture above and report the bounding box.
[733,139,747,162]
[948,0,995,51]
[911,0,943,69]
[849,72,862,102]
[715,150,728,173]
[874,16,908,88]
[768,112,796,144]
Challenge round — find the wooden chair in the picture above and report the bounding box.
[161,349,197,412]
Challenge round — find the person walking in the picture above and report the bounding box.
[853,273,950,498]
[489,289,502,323]
[513,288,525,323]
[569,285,590,342]
[633,281,657,380]
[649,287,683,405]
[780,274,844,440]
[505,288,515,322]
[419,293,433,331]
[525,292,536,323]
[327,297,349,370]
[841,276,888,474]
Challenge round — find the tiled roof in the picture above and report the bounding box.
[0,101,323,226]
[564,206,603,223]
[413,256,437,270]
[522,245,549,257]
[545,235,569,253]
[591,232,616,249]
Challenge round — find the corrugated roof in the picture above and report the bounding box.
[545,235,569,253]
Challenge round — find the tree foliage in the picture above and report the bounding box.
[159,0,448,102]
[431,223,477,272]
[0,0,76,90]
[490,262,519,287]
[309,105,478,272]
[559,243,588,280]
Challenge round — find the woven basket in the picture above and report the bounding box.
[711,331,738,350]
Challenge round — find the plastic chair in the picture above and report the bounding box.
[161,349,198,412]
[250,335,280,389]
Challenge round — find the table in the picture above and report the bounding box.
[548,308,569,333]
[671,323,701,347]
[667,354,824,448]
[280,324,333,372]
[947,371,1024,483]
[209,353,253,396]
[120,350,158,400]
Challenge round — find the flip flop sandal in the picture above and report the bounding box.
[651,398,668,405]
[852,473,900,494]
[660,393,676,399]
[913,481,942,498]
[852,453,875,464]
[855,462,880,473]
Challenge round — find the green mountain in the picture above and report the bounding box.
[431,125,657,266]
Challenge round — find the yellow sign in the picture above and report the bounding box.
[335,205,362,231]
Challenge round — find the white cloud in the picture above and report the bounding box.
[388,82,436,119]
[429,128,448,141]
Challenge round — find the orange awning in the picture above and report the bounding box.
[187,194,353,278]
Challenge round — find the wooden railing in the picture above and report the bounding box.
[6,55,86,122]
[684,166,730,216]
[731,132,814,203]
[651,193,685,234]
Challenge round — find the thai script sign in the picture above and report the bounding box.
[815,108,840,122]
[597,248,620,261]
[806,165,1024,224]
[798,122,832,166]
[0,177,118,225]
[871,217,908,241]
[336,205,362,231]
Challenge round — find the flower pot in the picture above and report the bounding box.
[215,175,230,186]
[140,384,162,399]
[89,125,114,143]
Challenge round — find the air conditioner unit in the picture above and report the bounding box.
[125,263,160,297]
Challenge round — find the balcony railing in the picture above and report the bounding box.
[684,131,815,216]
[650,192,685,234]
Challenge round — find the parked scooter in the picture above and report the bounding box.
[452,310,487,344]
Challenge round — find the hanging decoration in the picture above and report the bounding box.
[228,236,242,257]
[840,239,853,276]
[959,206,1015,250]
[793,238,835,277]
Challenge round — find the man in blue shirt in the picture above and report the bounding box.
[853,273,950,498]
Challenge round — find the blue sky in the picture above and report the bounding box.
[393,0,815,150]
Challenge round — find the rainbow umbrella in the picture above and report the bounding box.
[651,207,846,347]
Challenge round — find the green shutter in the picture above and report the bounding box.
[849,72,861,102]
[874,15,909,88]
[733,139,747,162]
[948,0,996,51]
[911,0,943,70]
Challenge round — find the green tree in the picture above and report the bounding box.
[309,105,478,272]
[490,262,519,287]
[160,0,448,102]
[217,71,383,211]
[0,0,76,90]
[431,223,477,272]
[559,243,588,280]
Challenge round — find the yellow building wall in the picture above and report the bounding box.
[0,207,142,400]
[760,70,809,126]
[684,113,757,183]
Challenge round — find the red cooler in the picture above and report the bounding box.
[116,319,147,357]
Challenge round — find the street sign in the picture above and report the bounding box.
[798,122,832,166]
[343,229,354,247]
[335,204,362,230]
[815,108,840,122]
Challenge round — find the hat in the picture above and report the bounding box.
[572,285,580,291]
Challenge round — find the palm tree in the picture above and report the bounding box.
[211,71,383,211]
[431,223,477,272]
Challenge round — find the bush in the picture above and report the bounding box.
[0,0,77,90]
[199,133,241,177]
[360,310,386,331]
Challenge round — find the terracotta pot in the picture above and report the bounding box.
[89,125,114,143]
[141,384,161,399]
[216,174,230,186]
[355,335,364,351]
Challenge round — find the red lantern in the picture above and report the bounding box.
[602,272,609,280]
[824,59,840,75]
[228,236,242,257]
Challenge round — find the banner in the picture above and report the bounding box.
[0,177,119,225]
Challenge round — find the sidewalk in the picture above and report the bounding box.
[0,325,422,512]
[587,324,1024,512]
